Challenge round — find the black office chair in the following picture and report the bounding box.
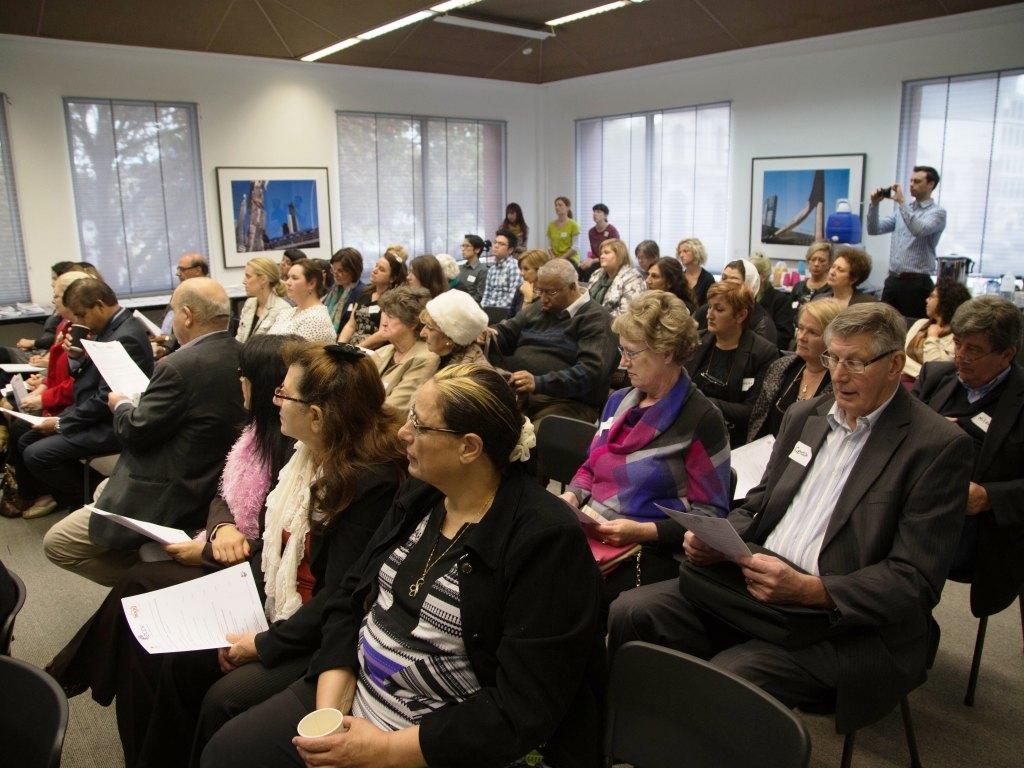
[606,641,810,768]
[535,415,597,492]
[0,656,69,768]
[1,567,27,655]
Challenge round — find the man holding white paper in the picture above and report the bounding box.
[45,278,245,585]
[609,304,974,733]
[18,278,153,518]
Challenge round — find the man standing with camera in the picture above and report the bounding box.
[867,165,946,318]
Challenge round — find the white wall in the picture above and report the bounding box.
[0,36,541,302]
[2,4,1023,302]
[540,4,1024,281]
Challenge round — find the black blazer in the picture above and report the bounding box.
[733,390,973,731]
[90,331,245,549]
[914,361,1024,616]
[684,330,779,448]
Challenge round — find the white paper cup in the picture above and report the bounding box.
[297,708,344,738]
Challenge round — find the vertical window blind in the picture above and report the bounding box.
[336,112,506,264]
[64,98,208,296]
[576,102,731,268]
[0,95,30,304]
[896,69,1024,277]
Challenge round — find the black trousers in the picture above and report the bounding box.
[881,273,933,319]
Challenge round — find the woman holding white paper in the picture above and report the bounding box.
[131,341,407,768]
[561,292,732,603]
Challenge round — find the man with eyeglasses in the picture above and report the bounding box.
[913,295,1023,621]
[479,229,522,318]
[43,278,245,586]
[488,258,617,423]
[154,253,212,359]
[609,302,973,734]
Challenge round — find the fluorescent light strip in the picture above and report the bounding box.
[434,14,554,40]
[546,0,646,28]
[302,2,484,62]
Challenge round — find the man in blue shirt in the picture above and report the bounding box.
[867,165,946,318]
[479,229,521,317]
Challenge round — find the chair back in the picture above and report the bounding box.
[535,415,597,491]
[606,641,810,768]
[0,656,69,768]
[1,567,26,655]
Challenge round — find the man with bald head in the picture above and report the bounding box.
[44,278,247,585]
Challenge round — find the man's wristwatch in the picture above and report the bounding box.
[54,418,61,433]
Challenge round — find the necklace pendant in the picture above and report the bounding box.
[409,580,422,597]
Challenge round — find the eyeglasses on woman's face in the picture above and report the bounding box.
[406,406,461,438]
[273,386,312,406]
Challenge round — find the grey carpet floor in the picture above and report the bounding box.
[3,511,1022,768]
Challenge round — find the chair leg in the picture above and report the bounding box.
[899,696,922,768]
[840,730,856,768]
[964,616,988,706]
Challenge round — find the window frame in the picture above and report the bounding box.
[0,93,31,305]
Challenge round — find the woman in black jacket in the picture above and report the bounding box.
[684,282,778,448]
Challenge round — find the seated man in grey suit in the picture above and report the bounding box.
[609,303,973,733]
[913,295,1023,620]
[44,278,247,586]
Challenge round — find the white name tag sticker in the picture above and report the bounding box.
[741,377,755,392]
[467,275,476,283]
[791,300,800,310]
[367,305,380,314]
[971,412,992,433]
[598,416,615,434]
[789,441,813,466]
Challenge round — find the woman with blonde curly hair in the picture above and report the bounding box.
[677,237,716,306]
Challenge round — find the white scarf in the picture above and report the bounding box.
[261,442,317,623]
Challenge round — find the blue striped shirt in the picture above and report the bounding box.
[867,198,946,275]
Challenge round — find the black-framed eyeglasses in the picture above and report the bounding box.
[952,338,997,364]
[406,406,462,438]
[273,386,312,406]
[535,286,566,298]
[617,345,649,361]
[819,348,898,374]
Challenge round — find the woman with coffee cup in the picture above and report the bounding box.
[203,365,605,768]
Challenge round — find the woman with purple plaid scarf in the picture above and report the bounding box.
[561,291,732,602]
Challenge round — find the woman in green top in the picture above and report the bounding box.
[546,196,581,264]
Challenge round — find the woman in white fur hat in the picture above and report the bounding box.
[419,290,492,369]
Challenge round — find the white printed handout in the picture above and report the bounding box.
[132,309,163,337]
[121,562,269,654]
[9,375,28,408]
[729,434,776,500]
[86,505,190,545]
[2,409,47,426]
[81,339,151,396]
[655,503,753,562]
[0,364,46,373]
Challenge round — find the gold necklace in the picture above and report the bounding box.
[408,488,497,598]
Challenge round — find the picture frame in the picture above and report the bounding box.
[215,167,332,269]
[749,154,866,261]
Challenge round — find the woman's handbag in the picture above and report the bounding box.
[677,546,838,649]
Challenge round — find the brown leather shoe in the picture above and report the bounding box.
[1,497,27,518]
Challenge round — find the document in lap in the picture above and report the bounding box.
[655,503,753,563]
[121,562,269,654]
[81,338,151,396]
[132,309,162,337]
[86,505,191,545]
[0,363,46,373]
[729,434,775,501]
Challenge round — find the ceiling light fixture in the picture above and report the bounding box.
[546,0,647,28]
[434,14,554,40]
[301,2,486,62]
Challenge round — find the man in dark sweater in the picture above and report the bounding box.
[490,258,617,423]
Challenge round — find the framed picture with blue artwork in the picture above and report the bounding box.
[749,154,865,260]
[216,167,332,268]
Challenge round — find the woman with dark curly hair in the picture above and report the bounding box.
[902,277,972,381]
[645,256,697,313]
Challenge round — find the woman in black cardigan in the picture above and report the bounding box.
[684,282,778,448]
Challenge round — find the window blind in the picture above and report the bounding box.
[0,95,30,304]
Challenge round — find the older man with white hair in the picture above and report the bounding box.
[489,258,617,422]
[44,278,246,586]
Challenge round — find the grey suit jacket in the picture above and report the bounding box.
[731,388,973,731]
[914,361,1024,616]
[90,331,246,549]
